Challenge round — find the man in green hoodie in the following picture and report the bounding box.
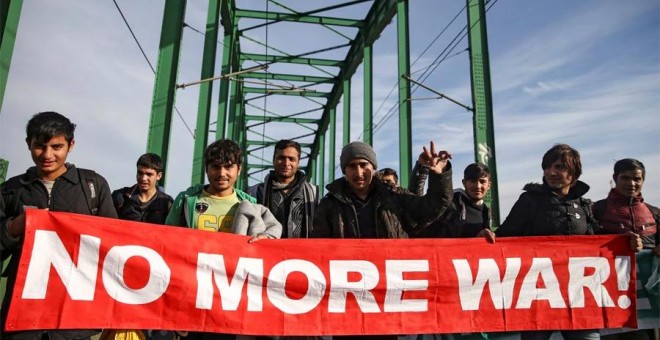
[166,139,279,242]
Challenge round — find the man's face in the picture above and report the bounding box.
[614,169,644,198]
[345,159,374,197]
[273,146,299,181]
[136,166,162,193]
[28,135,74,180]
[381,174,397,187]
[543,159,574,194]
[206,161,240,196]
[462,176,491,201]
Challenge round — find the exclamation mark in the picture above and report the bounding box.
[615,256,632,309]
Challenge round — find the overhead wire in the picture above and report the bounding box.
[370,0,499,135]
[112,0,195,138]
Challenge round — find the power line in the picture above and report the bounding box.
[112,0,195,139]
[372,0,499,135]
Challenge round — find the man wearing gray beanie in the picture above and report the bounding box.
[312,141,453,239]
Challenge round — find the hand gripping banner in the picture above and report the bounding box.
[5,210,637,335]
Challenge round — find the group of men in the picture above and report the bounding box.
[1,111,658,340]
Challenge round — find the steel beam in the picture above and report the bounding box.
[363,44,373,145]
[191,0,221,185]
[241,53,344,67]
[147,0,186,187]
[0,0,23,113]
[342,78,351,145]
[235,9,363,28]
[467,0,500,226]
[396,0,412,185]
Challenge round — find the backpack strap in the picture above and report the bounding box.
[77,169,100,215]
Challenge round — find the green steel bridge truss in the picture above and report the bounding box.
[0,0,500,225]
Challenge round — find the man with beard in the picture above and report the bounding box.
[311,140,453,240]
[248,139,318,238]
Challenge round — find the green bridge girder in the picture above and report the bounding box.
[142,0,500,224]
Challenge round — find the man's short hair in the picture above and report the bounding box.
[204,139,242,168]
[463,163,490,180]
[273,139,301,159]
[613,158,645,179]
[26,111,76,145]
[378,168,398,183]
[541,144,582,180]
[137,153,164,173]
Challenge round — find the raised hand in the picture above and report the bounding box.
[418,141,452,174]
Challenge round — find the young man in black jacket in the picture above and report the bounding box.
[410,162,491,238]
[112,153,173,224]
[0,111,117,340]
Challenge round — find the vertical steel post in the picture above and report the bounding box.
[363,44,373,145]
[396,0,412,184]
[0,0,23,113]
[342,78,351,145]
[0,158,8,184]
[216,26,237,140]
[319,133,325,191]
[147,0,186,187]
[328,107,337,192]
[467,0,500,226]
[191,0,221,185]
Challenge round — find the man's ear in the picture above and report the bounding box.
[68,139,75,152]
[156,172,163,181]
[26,138,31,150]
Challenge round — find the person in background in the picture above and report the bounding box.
[112,153,173,224]
[247,139,317,238]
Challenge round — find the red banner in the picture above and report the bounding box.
[6,210,636,335]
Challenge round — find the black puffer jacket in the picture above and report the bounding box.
[311,164,453,239]
[0,164,116,339]
[112,185,173,224]
[496,180,596,237]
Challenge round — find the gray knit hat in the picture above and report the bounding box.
[340,141,377,172]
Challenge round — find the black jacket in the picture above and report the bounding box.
[412,189,491,238]
[247,171,318,238]
[496,180,596,237]
[311,164,453,239]
[0,164,116,339]
[112,185,173,224]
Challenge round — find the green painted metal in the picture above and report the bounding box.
[240,53,344,67]
[0,0,23,113]
[328,108,337,184]
[191,0,221,185]
[147,0,186,187]
[215,28,236,140]
[243,86,329,97]
[363,44,373,145]
[319,133,325,191]
[226,80,239,140]
[244,115,318,124]
[305,0,398,176]
[235,9,363,27]
[396,0,412,185]
[0,158,8,184]
[342,78,351,145]
[239,72,334,84]
[467,0,500,226]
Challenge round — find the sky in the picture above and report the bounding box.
[0,0,658,220]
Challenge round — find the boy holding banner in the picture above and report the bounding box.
[0,111,117,340]
[165,139,281,242]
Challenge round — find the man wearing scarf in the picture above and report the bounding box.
[248,139,318,238]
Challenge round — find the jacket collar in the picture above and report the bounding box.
[19,163,78,185]
[607,188,644,205]
[524,179,590,199]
